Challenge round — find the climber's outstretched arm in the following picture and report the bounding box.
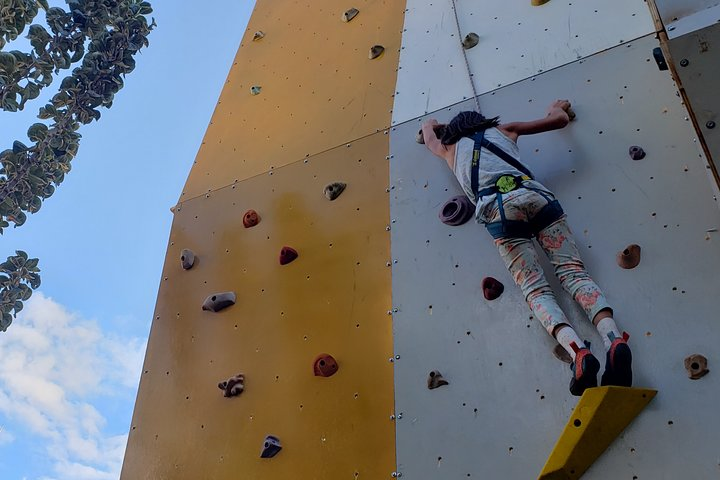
[421,119,454,169]
[498,99,572,143]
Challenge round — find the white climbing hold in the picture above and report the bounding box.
[342,8,359,22]
[250,85,262,95]
[369,45,385,60]
[252,31,265,41]
[462,33,479,49]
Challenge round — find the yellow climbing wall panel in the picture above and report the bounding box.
[121,134,395,479]
[180,0,405,201]
[122,0,404,478]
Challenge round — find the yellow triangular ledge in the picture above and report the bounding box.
[538,386,657,480]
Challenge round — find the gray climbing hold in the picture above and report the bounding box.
[462,33,479,49]
[218,373,245,397]
[260,435,282,458]
[427,370,449,389]
[628,146,646,160]
[342,8,359,22]
[180,249,195,270]
[202,292,236,312]
[369,45,385,60]
[324,182,347,201]
[439,195,474,226]
[252,31,265,41]
[250,85,262,95]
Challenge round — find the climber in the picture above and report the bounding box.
[420,101,632,396]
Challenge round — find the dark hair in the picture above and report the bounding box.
[440,111,500,145]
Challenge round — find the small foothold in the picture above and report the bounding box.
[279,246,298,265]
[617,244,641,269]
[369,45,385,60]
[250,85,262,95]
[439,195,474,226]
[482,277,504,300]
[462,32,479,49]
[218,373,245,397]
[629,146,646,160]
[324,182,347,201]
[707,121,716,129]
[202,292,236,312]
[553,344,573,364]
[427,370,449,389]
[252,31,265,41]
[260,435,282,458]
[243,209,261,228]
[180,249,195,270]
[531,0,551,5]
[679,58,689,67]
[342,7,359,22]
[684,354,709,379]
[314,354,339,377]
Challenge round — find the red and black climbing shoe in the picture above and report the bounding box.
[569,341,600,397]
[601,332,633,388]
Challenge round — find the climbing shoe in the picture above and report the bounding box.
[569,341,600,396]
[600,332,633,387]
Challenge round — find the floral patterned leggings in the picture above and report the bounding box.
[485,188,612,335]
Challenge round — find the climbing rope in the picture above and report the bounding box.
[449,0,481,112]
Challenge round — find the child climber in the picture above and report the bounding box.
[421,100,632,396]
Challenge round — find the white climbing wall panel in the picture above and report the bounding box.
[391,0,654,125]
[655,0,720,25]
[389,30,720,479]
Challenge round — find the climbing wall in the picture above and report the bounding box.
[124,0,720,479]
[389,1,720,479]
[120,1,405,478]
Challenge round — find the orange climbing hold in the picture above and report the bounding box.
[617,244,641,269]
[531,0,551,5]
[313,353,339,377]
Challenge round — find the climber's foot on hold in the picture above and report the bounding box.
[601,332,633,388]
[569,342,600,396]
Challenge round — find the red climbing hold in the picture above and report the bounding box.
[482,277,504,300]
[279,246,298,265]
[617,244,641,269]
[243,209,260,228]
[313,353,339,377]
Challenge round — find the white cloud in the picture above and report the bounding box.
[0,293,146,480]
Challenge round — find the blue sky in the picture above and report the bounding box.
[0,2,255,478]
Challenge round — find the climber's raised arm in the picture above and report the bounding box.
[498,99,572,143]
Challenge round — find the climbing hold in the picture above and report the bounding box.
[202,292,236,312]
[243,209,261,228]
[439,195,474,226]
[482,277,504,300]
[416,124,447,144]
[252,31,265,41]
[707,120,716,129]
[617,244,641,269]
[180,249,195,270]
[531,0,550,5]
[279,246,299,265]
[427,370,449,389]
[539,387,657,479]
[218,373,245,397]
[553,344,573,364]
[369,45,385,60]
[652,47,668,71]
[566,107,576,121]
[462,33,479,49]
[684,354,709,380]
[260,435,282,458]
[342,7,359,22]
[313,353,339,377]
[324,182,347,201]
[250,85,262,95]
[628,146,646,160]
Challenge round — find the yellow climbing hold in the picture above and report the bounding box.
[531,0,551,5]
[538,386,657,480]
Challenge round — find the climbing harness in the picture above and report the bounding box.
[469,130,564,239]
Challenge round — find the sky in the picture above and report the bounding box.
[0,1,255,478]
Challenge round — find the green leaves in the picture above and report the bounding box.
[0,250,41,331]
